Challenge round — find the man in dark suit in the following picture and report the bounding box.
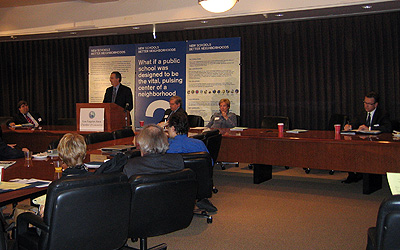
[7,100,43,128]
[344,91,392,133]
[0,127,29,160]
[158,95,187,128]
[123,124,184,178]
[342,91,392,183]
[103,71,133,111]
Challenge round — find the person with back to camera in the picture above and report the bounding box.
[158,96,187,128]
[342,91,392,183]
[123,124,184,179]
[206,98,237,128]
[166,112,217,212]
[35,133,90,216]
[0,130,29,160]
[166,112,209,154]
[7,100,43,128]
[103,71,133,111]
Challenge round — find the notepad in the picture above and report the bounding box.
[286,129,308,133]
[0,161,16,169]
[100,145,136,152]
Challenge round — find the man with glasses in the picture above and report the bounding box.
[342,91,392,183]
[344,91,391,133]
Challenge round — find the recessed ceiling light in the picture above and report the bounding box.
[70,32,77,35]
[132,27,140,30]
[275,14,284,17]
[200,20,209,24]
[362,5,372,9]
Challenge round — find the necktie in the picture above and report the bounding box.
[112,87,117,103]
[366,112,371,127]
[25,115,34,125]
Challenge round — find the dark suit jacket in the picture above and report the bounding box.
[159,107,187,123]
[351,107,392,133]
[123,153,184,179]
[0,137,24,160]
[103,84,133,111]
[7,112,43,126]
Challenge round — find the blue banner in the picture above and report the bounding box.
[135,41,186,127]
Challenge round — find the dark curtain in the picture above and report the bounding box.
[1,11,399,129]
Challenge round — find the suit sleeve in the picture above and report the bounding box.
[0,139,24,160]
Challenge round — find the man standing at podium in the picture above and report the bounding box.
[103,71,133,112]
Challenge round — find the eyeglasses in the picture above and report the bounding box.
[363,101,376,106]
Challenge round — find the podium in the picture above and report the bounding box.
[76,103,130,132]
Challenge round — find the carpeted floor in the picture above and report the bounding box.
[127,164,391,250]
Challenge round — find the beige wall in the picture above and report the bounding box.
[0,0,389,36]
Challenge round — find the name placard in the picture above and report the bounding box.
[79,108,105,131]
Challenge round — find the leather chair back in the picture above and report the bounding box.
[85,132,114,145]
[181,152,213,200]
[128,168,196,239]
[18,173,130,250]
[203,133,222,165]
[188,115,204,127]
[368,195,400,250]
[112,128,135,139]
[261,116,290,129]
[0,221,6,250]
[328,114,349,130]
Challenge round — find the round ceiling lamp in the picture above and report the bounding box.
[198,0,238,13]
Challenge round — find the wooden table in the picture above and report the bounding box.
[216,129,400,194]
[0,137,134,207]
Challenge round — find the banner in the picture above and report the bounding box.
[186,38,241,125]
[134,41,186,127]
[88,38,240,128]
[88,45,135,122]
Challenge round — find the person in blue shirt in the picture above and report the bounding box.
[166,112,208,154]
[166,112,217,212]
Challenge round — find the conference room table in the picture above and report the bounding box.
[0,136,134,207]
[215,128,400,194]
[1,125,87,153]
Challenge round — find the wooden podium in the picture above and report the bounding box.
[76,103,130,132]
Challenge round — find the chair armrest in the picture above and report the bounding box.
[17,212,49,234]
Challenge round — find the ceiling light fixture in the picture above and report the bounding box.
[198,0,238,13]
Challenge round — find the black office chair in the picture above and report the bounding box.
[328,114,349,131]
[0,117,12,126]
[0,220,8,250]
[187,115,204,127]
[56,118,76,126]
[16,173,131,250]
[113,128,135,139]
[85,131,114,145]
[124,168,197,250]
[181,152,214,223]
[367,195,400,250]
[261,116,290,130]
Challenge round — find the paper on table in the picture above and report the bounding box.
[230,127,248,131]
[387,172,400,195]
[0,182,29,190]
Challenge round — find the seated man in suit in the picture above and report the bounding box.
[7,100,43,128]
[166,112,217,212]
[103,71,133,111]
[0,136,28,160]
[123,124,184,179]
[342,91,392,183]
[158,96,187,128]
[344,91,392,133]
